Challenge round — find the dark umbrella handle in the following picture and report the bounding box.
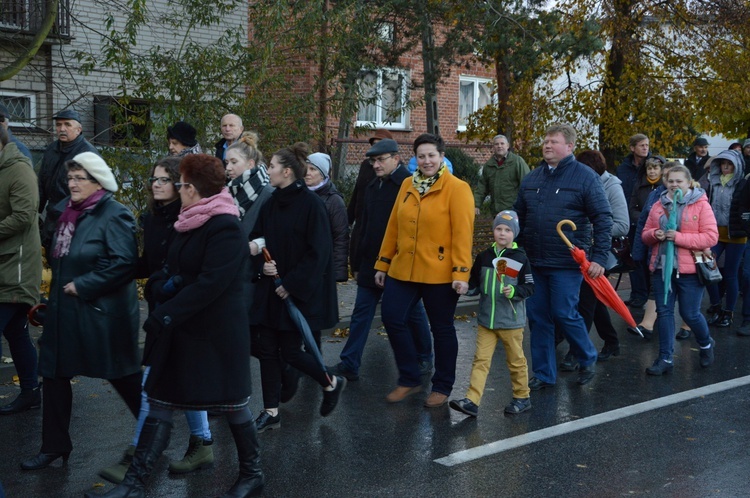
[28,303,47,327]
[262,247,281,279]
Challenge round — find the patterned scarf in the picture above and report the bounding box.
[228,164,270,218]
[174,188,240,233]
[52,189,107,259]
[412,163,446,197]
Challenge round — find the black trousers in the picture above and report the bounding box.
[256,326,329,409]
[554,276,619,348]
[41,371,142,453]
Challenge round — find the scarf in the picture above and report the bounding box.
[720,173,734,186]
[307,177,329,192]
[646,175,661,185]
[174,188,240,232]
[228,164,270,218]
[412,163,446,197]
[52,189,107,259]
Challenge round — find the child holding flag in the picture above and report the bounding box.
[449,211,534,417]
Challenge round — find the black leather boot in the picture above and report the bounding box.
[0,386,41,414]
[219,420,264,498]
[85,417,172,498]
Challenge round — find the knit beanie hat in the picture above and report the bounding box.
[743,139,750,150]
[167,121,198,147]
[307,152,332,179]
[493,210,520,238]
[72,152,118,192]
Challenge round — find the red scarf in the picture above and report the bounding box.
[174,188,239,232]
[52,189,107,259]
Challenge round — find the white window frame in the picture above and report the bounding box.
[356,67,409,130]
[457,76,494,132]
[0,91,37,127]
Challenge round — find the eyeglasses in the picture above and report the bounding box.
[369,154,395,165]
[174,182,192,190]
[67,176,93,184]
[148,176,172,186]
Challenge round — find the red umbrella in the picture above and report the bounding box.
[556,220,638,329]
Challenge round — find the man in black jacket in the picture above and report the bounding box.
[684,137,710,183]
[37,109,99,252]
[330,139,432,381]
[214,113,244,161]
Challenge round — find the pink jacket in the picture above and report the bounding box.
[642,189,718,274]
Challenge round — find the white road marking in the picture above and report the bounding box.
[435,375,750,466]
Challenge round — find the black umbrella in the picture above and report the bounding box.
[262,248,331,383]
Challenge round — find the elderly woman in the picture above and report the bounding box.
[704,150,749,328]
[374,133,475,407]
[96,157,214,484]
[88,154,263,498]
[249,143,345,433]
[642,165,718,375]
[21,152,142,470]
[167,121,202,157]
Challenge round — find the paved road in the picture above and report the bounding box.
[1,280,750,497]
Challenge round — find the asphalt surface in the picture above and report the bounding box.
[1,277,750,497]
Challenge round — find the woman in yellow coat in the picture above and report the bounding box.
[374,133,475,408]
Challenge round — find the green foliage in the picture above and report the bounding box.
[445,147,480,187]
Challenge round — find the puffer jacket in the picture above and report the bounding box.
[707,149,747,237]
[0,143,42,306]
[312,181,350,282]
[642,188,718,274]
[514,155,613,269]
[468,243,534,330]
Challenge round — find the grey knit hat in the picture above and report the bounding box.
[493,210,520,238]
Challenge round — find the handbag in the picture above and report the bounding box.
[693,251,722,285]
[610,236,636,272]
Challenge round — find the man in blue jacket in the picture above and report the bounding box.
[514,124,613,389]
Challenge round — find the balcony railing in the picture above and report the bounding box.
[0,0,71,38]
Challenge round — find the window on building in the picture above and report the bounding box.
[356,68,409,129]
[94,96,151,146]
[0,92,36,127]
[458,76,494,131]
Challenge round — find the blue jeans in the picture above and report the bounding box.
[132,366,211,446]
[527,267,597,384]
[339,285,432,374]
[381,278,459,395]
[0,303,38,389]
[651,271,711,359]
[707,241,745,312]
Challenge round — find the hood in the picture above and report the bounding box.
[0,142,29,170]
[601,171,622,189]
[709,149,744,185]
[660,186,706,208]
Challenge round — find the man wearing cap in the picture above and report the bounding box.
[347,129,394,267]
[329,138,432,381]
[742,139,750,170]
[473,134,529,215]
[167,121,202,156]
[214,114,244,161]
[685,137,711,182]
[37,109,99,252]
[0,104,32,161]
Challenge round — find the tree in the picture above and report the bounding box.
[0,0,60,81]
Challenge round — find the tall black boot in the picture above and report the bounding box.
[219,420,264,498]
[85,417,172,498]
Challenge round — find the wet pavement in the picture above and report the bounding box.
[1,276,750,497]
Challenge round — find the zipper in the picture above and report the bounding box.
[17,245,22,284]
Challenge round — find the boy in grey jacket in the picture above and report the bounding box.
[449,211,534,417]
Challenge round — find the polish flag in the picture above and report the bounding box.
[493,256,523,279]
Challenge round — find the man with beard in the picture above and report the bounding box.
[37,109,99,252]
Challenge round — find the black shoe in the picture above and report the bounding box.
[504,398,531,414]
[646,358,673,375]
[699,337,715,368]
[254,411,280,433]
[577,363,596,385]
[633,325,653,340]
[279,363,300,403]
[706,304,722,325]
[449,398,478,417]
[675,328,691,340]
[528,377,554,391]
[0,386,41,415]
[20,452,70,470]
[717,311,733,328]
[626,298,646,309]
[320,375,346,417]
[598,344,620,361]
[738,321,750,337]
[559,352,577,372]
[328,362,359,381]
[222,420,264,498]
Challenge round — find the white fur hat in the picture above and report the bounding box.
[72,152,118,192]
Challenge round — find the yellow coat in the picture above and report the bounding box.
[374,171,475,284]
